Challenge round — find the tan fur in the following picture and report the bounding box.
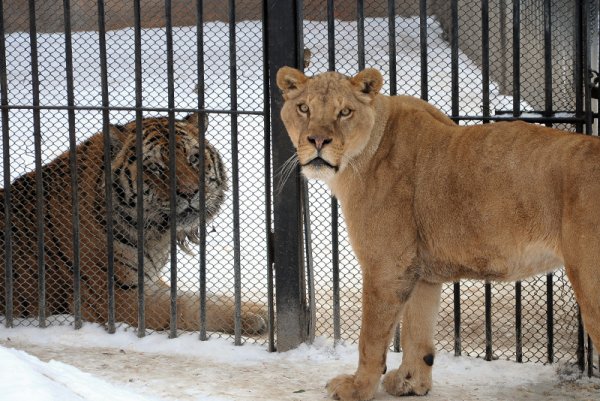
[277,67,600,400]
[0,114,266,335]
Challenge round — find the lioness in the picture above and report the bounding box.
[276,67,600,400]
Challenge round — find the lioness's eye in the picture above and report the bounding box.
[297,103,309,114]
[339,107,352,118]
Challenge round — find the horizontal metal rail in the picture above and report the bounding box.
[0,104,264,115]
[450,115,592,124]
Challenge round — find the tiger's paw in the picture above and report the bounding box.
[241,311,267,335]
[326,373,379,401]
[382,365,432,396]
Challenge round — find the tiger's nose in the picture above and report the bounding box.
[307,135,332,151]
[176,187,197,200]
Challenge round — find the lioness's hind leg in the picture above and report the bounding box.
[383,280,441,397]
[564,264,600,351]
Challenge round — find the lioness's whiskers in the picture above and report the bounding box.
[274,153,299,195]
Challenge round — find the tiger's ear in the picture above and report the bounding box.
[184,112,209,134]
[350,68,383,101]
[276,66,308,99]
[109,124,128,157]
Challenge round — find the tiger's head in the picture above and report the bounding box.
[109,113,227,250]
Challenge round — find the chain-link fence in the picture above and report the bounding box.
[0,0,598,375]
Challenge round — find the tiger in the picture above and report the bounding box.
[0,112,267,335]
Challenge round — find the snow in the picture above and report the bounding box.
[2,13,598,401]
[1,323,599,401]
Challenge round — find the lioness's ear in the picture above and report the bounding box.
[276,66,308,98]
[350,68,383,99]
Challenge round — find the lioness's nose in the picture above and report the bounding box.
[307,135,332,151]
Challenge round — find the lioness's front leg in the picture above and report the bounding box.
[326,263,418,401]
[383,280,441,396]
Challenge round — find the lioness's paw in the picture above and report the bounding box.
[326,373,378,401]
[382,367,431,396]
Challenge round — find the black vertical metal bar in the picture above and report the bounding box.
[357,0,365,70]
[541,9,554,368]
[388,0,401,353]
[28,0,46,328]
[164,0,178,339]
[261,0,275,352]
[481,0,490,118]
[482,0,492,362]
[388,0,397,95]
[575,0,584,133]
[543,0,553,120]
[419,0,428,101]
[546,273,554,363]
[499,0,507,94]
[327,0,336,71]
[587,336,594,377]
[327,0,341,344]
[62,0,82,330]
[228,0,242,345]
[450,0,459,120]
[97,0,115,333]
[295,1,305,70]
[574,2,585,370]
[484,282,492,360]
[583,0,593,136]
[577,308,585,371]
[450,0,461,357]
[196,0,208,342]
[515,281,522,362]
[512,0,521,116]
[301,182,315,343]
[582,0,594,376]
[267,0,308,352]
[294,0,314,344]
[330,196,341,343]
[133,0,146,338]
[453,283,461,356]
[574,3,586,374]
[0,0,14,328]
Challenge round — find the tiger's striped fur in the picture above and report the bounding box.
[0,113,266,334]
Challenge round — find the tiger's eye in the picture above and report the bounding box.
[189,152,200,166]
[298,103,309,114]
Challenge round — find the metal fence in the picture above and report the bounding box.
[0,0,598,377]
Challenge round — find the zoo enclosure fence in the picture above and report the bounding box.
[0,0,599,376]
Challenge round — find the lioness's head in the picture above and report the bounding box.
[276,67,383,181]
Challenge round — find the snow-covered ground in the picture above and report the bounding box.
[2,13,597,401]
[1,323,599,401]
